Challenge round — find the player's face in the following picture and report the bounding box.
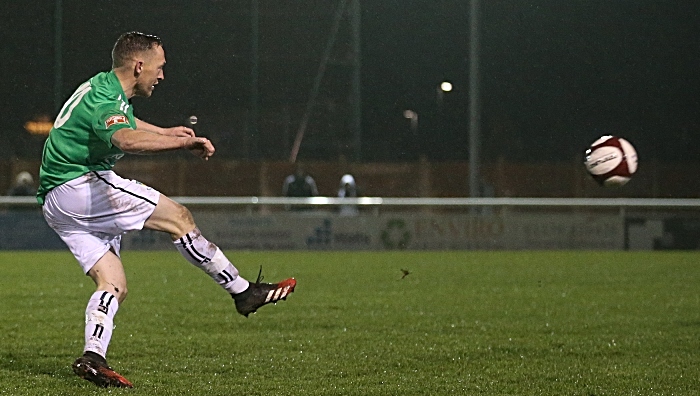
[134,45,166,98]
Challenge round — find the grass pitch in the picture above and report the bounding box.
[0,250,699,395]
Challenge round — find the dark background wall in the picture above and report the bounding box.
[2,1,699,165]
[2,157,697,199]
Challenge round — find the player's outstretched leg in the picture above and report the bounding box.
[232,266,297,317]
[72,351,133,388]
[173,228,296,317]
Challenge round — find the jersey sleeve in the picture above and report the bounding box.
[92,103,134,147]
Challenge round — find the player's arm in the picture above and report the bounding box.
[308,177,319,196]
[282,176,291,196]
[135,117,195,137]
[111,128,214,160]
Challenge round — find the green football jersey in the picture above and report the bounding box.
[37,71,136,204]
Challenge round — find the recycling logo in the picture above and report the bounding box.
[381,219,411,250]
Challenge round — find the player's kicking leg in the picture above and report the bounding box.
[72,352,133,388]
[231,265,296,317]
[144,195,296,316]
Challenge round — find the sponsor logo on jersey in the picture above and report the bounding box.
[105,115,129,128]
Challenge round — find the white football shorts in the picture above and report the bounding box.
[42,170,161,274]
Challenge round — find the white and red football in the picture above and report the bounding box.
[584,136,638,187]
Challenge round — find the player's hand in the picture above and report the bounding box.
[163,126,195,137]
[185,137,215,160]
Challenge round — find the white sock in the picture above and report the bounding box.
[84,291,118,358]
[174,228,249,294]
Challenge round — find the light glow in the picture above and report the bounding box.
[440,81,453,92]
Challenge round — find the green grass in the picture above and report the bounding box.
[1,251,699,395]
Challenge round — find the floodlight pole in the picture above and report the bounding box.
[290,0,348,163]
[249,0,260,159]
[350,0,362,161]
[54,0,63,111]
[468,0,481,197]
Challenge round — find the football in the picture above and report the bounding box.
[584,135,638,187]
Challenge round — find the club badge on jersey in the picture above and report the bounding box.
[105,115,129,129]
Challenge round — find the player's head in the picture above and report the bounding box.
[112,32,166,98]
[294,164,307,178]
[15,171,33,186]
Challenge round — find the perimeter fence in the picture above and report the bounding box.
[1,197,698,251]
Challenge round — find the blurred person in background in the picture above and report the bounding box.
[37,31,296,389]
[6,171,37,196]
[337,174,359,216]
[282,164,319,210]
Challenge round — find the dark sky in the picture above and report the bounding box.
[2,0,699,162]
